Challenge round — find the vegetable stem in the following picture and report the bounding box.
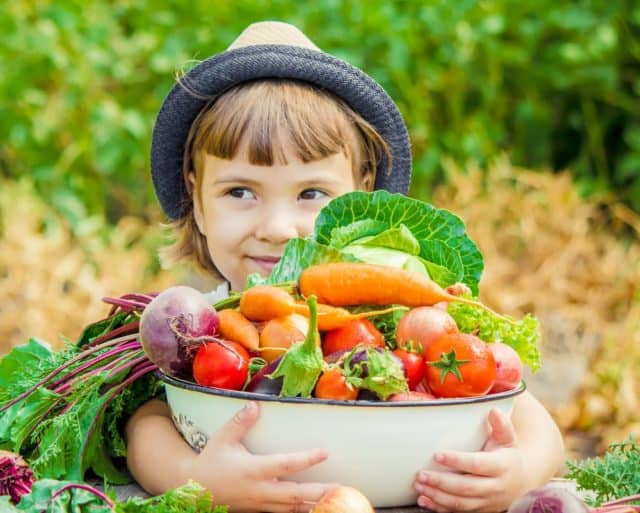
[45,483,115,510]
[48,340,140,391]
[86,320,139,348]
[0,337,133,413]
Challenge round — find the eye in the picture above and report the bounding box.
[226,187,256,200]
[299,189,328,201]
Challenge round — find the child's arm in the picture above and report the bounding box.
[126,399,337,512]
[412,391,565,512]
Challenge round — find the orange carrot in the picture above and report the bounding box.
[217,309,260,352]
[299,262,507,319]
[259,314,308,363]
[239,285,306,321]
[308,302,404,331]
[239,284,403,330]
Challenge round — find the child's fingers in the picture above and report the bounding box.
[209,401,260,446]
[431,450,509,477]
[252,448,329,479]
[414,470,497,497]
[415,483,484,513]
[486,408,517,447]
[266,480,339,510]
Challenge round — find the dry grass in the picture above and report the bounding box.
[0,179,177,353]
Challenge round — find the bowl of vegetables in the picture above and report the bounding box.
[140,191,540,508]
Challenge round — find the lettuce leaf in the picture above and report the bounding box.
[447,302,542,372]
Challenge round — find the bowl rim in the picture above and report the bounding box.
[157,371,527,407]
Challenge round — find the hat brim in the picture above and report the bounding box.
[151,44,412,220]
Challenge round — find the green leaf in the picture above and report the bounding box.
[268,296,323,397]
[329,219,387,248]
[344,347,408,399]
[313,191,484,294]
[265,239,359,285]
[0,338,60,404]
[447,302,542,372]
[115,480,228,512]
[565,435,640,506]
[355,224,421,255]
[15,479,112,512]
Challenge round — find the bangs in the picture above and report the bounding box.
[191,79,360,167]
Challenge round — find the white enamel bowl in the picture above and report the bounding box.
[159,372,525,508]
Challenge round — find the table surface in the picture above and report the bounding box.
[107,478,584,512]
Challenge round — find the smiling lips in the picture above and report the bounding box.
[249,256,281,272]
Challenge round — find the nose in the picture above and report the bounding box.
[254,204,299,244]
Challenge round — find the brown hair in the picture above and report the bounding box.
[161,78,391,277]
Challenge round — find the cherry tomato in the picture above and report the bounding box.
[424,333,496,398]
[392,347,425,390]
[314,367,359,400]
[323,319,384,356]
[193,340,249,390]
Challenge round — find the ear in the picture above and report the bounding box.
[188,172,206,236]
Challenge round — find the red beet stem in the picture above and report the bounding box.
[0,336,135,413]
[45,483,114,510]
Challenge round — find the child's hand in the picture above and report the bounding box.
[413,408,527,513]
[182,401,337,513]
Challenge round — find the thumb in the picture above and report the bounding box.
[211,401,261,446]
[485,408,517,449]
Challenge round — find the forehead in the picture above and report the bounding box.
[199,149,355,187]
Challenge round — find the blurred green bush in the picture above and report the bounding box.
[1,0,639,227]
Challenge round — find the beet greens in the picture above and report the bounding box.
[0,294,161,484]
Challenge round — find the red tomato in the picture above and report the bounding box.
[193,340,249,390]
[314,368,359,400]
[322,319,384,356]
[424,333,496,398]
[392,347,425,390]
[395,306,458,354]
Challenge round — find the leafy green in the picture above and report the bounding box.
[260,239,359,286]
[565,436,640,506]
[268,296,323,397]
[115,480,227,512]
[0,307,162,485]
[313,191,484,294]
[341,244,430,276]
[447,302,541,372]
[345,347,408,400]
[9,478,227,513]
[0,339,71,405]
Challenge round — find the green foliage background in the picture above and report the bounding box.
[2,0,639,228]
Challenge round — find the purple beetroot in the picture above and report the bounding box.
[140,286,219,378]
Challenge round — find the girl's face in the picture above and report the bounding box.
[192,145,357,291]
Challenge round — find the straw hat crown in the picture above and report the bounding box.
[227,21,321,51]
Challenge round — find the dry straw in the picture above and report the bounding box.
[0,179,176,354]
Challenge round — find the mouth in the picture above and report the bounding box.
[248,256,281,273]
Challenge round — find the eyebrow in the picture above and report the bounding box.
[213,176,344,187]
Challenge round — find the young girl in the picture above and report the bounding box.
[126,21,564,513]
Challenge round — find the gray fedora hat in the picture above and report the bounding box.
[151,21,412,220]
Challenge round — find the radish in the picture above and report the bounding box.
[508,485,640,513]
[395,306,458,354]
[140,286,219,378]
[488,341,523,393]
